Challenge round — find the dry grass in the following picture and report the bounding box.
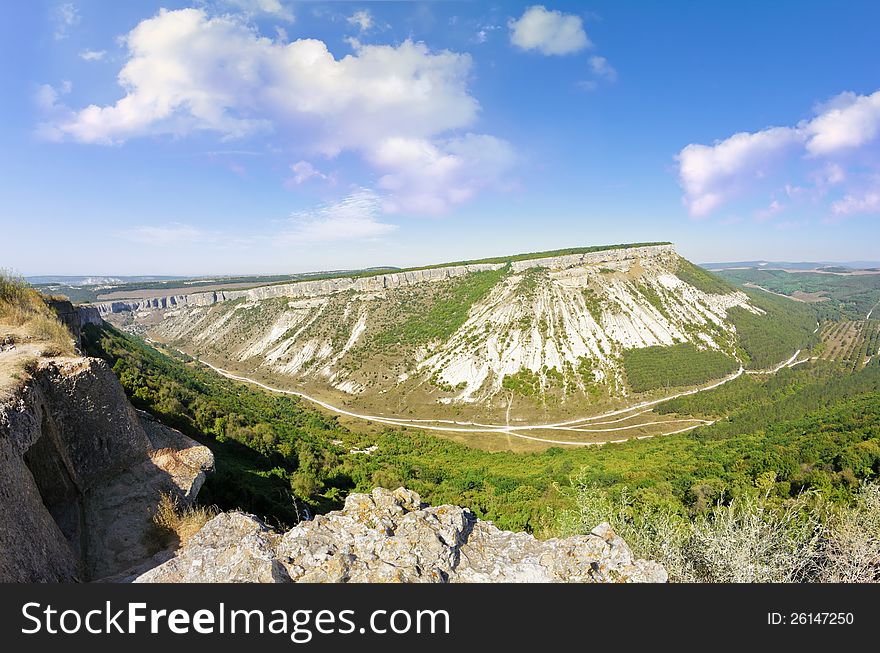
[152,492,217,548]
[0,269,74,355]
[562,476,880,583]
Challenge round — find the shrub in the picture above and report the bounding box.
[563,477,880,583]
[152,492,218,548]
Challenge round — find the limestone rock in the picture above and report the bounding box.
[136,488,667,584]
[113,243,755,422]
[0,354,214,581]
[134,512,289,583]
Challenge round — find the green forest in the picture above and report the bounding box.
[718,268,880,320]
[621,342,738,392]
[82,322,880,537]
[726,288,819,368]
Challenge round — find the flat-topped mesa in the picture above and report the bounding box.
[92,243,678,315]
[104,240,756,423]
[510,243,677,272]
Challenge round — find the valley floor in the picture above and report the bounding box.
[179,346,802,448]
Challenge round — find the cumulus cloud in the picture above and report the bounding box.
[39,8,516,215]
[79,49,106,62]
[831,189,880,218]
[371,134,519,214]
[280,190,396,243]
[508,5,590,56]
[52,3,80,40]
[347,10,372,32]
[34,81,72,111]
[676,89,880,219]
[676,127,803,217]
[804,90,880,156]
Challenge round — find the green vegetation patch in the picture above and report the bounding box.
[622,342,738,392]
[83,321,880,540]
[370,267,507,347]
[675,258,736,295]
[502,368,542,397]
[727,289,818,369]
[718,268,880,321]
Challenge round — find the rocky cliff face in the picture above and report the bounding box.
[135,487,667,583]
[93,263,505,315]
[117,243,756,423]
[0,354,213,581]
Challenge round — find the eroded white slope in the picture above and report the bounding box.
[149,245,758,404]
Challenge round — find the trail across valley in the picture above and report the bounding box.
[167,346,805,447]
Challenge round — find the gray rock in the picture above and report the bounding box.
[134,512,289,583]
[0,356,214,581]
[137,488,667,584]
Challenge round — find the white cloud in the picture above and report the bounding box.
[39,8,515,214]
[755,199,784,222]
[286,160,328,185]
[508,5,590,56]
[34,80,72,122]
[676,88,880,219]
[347,10,372,32]
[208,0,294,22]
[371,134,518,214]
[79,49,106,62]
[281,190,396,243]
[831,189,880,218]
[804,90,880,156]
[120,223,206,246]
[588,55,617,82]
[52,3,80,40]
[676,127,802,217]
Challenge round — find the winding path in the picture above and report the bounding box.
[182,355,739,446]
[153,341,803,447]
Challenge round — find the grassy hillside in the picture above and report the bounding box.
[675,258,737,295]
[369,267,508,347]
[83,323,880,537]
[0,271,74,354]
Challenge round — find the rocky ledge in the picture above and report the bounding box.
[135,487,667,583]
[0,355,213,582]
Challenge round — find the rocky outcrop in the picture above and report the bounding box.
[95,246,683,318]
[0,356,213,582]
[139,243,755,423]
[135,487,667,583]
[43,299,103,350]
[510,243,677,273]
[93,263,505,316]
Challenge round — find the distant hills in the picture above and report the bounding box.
[702,260,880,271]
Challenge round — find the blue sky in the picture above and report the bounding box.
[2,1,879,276]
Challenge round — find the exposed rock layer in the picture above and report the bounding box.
[135,487,667,583]
[0,355,213,581]
[123,243,755,419]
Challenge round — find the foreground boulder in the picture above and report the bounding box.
[135,487,667,583]
[0,354,213,582]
